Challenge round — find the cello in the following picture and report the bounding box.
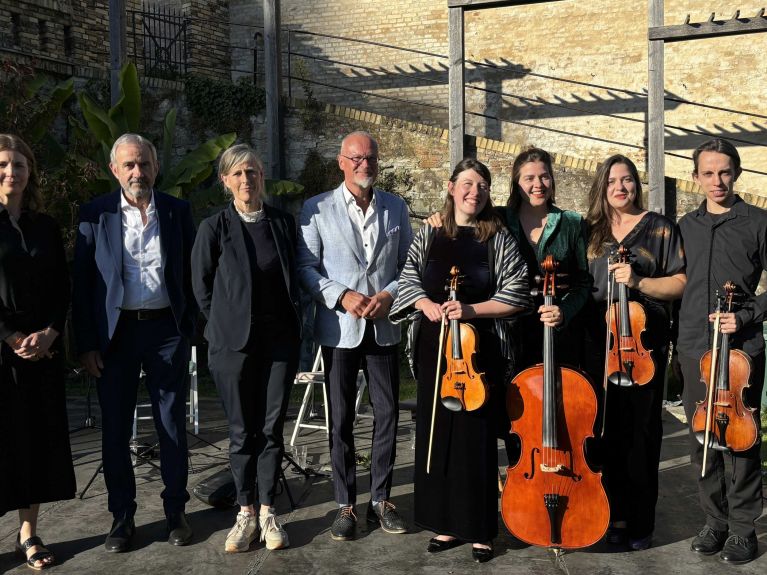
[439,266,490,412]
[502,255,609,549]
[691,281,758,476]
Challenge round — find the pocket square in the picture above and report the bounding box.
[386,226,400,237]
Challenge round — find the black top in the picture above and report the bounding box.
[678,196,767,358]
[0,208,69,341]
[423,227,493,333]
[241,217,297,341]
[588,211,684,350]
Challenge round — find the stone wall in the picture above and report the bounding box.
[0,0,230,80]
[231,0,767,200]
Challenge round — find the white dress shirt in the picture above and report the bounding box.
[342,183,378,266]
[120,191,170,310]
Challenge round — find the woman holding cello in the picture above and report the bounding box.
[583,154,686,550]
[390,159,530,562]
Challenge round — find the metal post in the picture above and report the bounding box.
[263,0,283,179]
[109,0,127,107]
[448,6,465,169]
[647,0,665,214]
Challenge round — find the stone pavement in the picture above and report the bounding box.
[1,395,765,575]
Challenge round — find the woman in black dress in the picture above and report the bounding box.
[391,159,530,562]
[583,154,686,550]
[192,144,301,553]
[0,134,75,570]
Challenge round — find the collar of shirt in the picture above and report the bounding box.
[120,189,156,217]
[342,183,377,210]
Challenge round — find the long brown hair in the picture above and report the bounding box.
[586,154,643,258]
[441,158,503,243]
[508,147,556,211]
[0,133,42,212]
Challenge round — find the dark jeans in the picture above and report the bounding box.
[209,333,299,507]
[97,315,190,518]
[322,323,400,505]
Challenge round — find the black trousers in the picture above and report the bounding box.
[209,333,299,507]
[322,323,400,505]
[679,352,764,537]
[602,348,665,539]
[98,315,190,518]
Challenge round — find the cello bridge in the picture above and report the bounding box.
[540,463,565,473]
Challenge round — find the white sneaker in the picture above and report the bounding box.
[225,511,258,553]
[260,508,289,550]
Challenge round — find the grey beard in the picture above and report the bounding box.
[354,176,374,190]
[123,185,151,201]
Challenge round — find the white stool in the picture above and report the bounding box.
[290,349,369,447]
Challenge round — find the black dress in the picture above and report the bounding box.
[583,211,685,539]
[0,208,76,516]
[413,228,505,542]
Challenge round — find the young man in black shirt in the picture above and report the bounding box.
[677,138,766,565]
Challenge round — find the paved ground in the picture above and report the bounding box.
[1,394,765,575]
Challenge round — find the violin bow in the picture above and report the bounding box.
[426,310,447,474]
[701,296,722,477]
[601,256,615,438]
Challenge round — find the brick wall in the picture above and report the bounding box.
[0,0,230,80]
[231,0,767,199]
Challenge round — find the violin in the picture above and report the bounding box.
[605,245,654,387]
[439,266,489,412]
[502,255,609,549]
[691,281,758,475]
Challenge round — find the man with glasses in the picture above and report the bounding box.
[298,131,412,541]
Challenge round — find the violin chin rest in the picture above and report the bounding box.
[441,397,464,412]
[608,372,634,387]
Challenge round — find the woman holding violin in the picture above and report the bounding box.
[583,154,686,550]
[390,159,530,562]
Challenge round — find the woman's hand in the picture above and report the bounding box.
[538,304,563,328]
[424,212,444,228]
[415,297,444,323]
[440,299,476,321]
[608,261,640,289]
[16,328,58,361]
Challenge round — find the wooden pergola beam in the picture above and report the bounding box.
[649,10,767,42]
[448,0,557,9]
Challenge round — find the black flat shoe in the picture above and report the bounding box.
[427,537,461,553]
[719,534,757,565]
[105,516,135,553]
[166,511,193,546]
[472,545,493,563]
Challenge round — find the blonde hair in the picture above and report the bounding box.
[217,144,264,192]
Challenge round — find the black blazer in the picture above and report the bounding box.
[191,202,301,351]
[73,190,198,354]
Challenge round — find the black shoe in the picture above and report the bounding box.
[605,526,628,545]
[331,506,357,541]
[105,516,135,553]
[720,534,757,565]
[366,501,407,534]
[166,511,193,546]
[690,525,728,555]
[427,537,461,553]
[472,544,493,563]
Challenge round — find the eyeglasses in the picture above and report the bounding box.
[340,154,379,167]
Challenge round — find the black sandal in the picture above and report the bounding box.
[15,535,55,571]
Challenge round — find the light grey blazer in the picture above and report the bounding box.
[297,184,413,348]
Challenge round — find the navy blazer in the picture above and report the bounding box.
[191,202,301,351]
[72,190,198,354]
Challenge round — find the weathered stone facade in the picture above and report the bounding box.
[0,0,230,80]
[231,0,767,199]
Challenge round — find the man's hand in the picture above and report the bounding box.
[340,290,372,319]
[710,312,740,335]
[80,350,104,378]
[361,291,394,320]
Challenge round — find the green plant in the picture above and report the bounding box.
[72,62,236,198]
[297,149,339,198]
[292,59,325,135]
[184,75,265,136]
[377,165,416,215]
